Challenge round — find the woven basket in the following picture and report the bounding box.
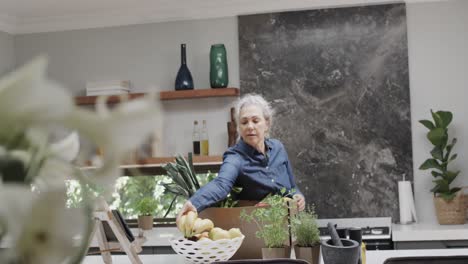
[465,193,468,219]
[433,191,466,225]
[170,235,245,264]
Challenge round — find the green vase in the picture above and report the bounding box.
[210,44,229,88]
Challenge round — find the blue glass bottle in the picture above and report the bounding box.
[175,44,194,90]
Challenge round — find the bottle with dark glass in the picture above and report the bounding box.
[175,44,194,90]
[192,120,200,155]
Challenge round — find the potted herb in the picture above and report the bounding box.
[240,192,290,259]
[419,110,465,224]
[291,206,321,264]
[162,153,241,215]
[135,197,158,230]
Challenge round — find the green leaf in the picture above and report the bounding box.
[431,109,444,128]
[419,119,435,130]
[430,146,443,160]
[435,111,453,128]
[162,183,189,197]
[163,163,190,191]
[449,154,457,161]
[431,171,443,177]
[419,159,442,171]
[176,154,199,192]
[175,163,196,195]
[430,185,441,193]
[450,187,461,194]
[187,152,200,189]
[444,138,457,161]
[432,179,449,192]
[445,170,460,184]
[427,128,447,146]
[451,138,458,146]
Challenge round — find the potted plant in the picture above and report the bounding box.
[419,110,465,224]
[240,192,291,259]
[135,196,158,230]
[291,206,321,264]
[162,153,241,214]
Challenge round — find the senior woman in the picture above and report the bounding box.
[176,93,305,222]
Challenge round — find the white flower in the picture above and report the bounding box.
[0,56,162,263]
[0,56,73,129]
[0,185,92,264]
[64,95,161,187]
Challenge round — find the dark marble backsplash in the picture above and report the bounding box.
[239,4,412,219]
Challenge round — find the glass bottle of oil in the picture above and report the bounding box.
[192,120,200,155]
[200,120,209,156]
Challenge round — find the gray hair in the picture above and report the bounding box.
[234,93,274,136]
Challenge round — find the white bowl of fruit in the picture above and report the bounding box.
[170,211,245,264]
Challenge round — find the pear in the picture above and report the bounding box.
[209,227,231,241]
[184,211,198,237]
[177,214,187,234]
[228,228,243,239]
[194,231,210,241]
[192,218,214,234]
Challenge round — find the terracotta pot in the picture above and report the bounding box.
[138,215,153,230]
[434,194,466,225]
[261,247,291,259]
[199,206,266,259]
[294,245,320,264]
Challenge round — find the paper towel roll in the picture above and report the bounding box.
[398,181,417,224]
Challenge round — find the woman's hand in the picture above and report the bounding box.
[293,194,305,211]
[176,200,197,227]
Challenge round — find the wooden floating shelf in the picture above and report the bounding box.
[159,88,240,101]
[74,88,240,105]
[81,156,223,176]
[121,155,223,166]
[75,93,146,105]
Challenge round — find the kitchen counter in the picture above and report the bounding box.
[83,248,468,264]
[392,222,468,241]
[88,226,179,247]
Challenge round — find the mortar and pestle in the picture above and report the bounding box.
[321,222,360,264]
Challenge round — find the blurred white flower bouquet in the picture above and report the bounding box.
[0,57,160,263]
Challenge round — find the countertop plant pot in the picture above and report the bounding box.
[199,206,265,259]
[262,246,291,259]
[294,245,320,264]
[433,195,466,225]
[138,215,153,230]
[321,238,359,264]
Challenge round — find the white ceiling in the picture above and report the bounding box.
[0,0,450,34]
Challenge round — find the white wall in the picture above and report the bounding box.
[407,0,468,223]
[0,31,15,76]
[14,18,240,157]
[11,0,468,223]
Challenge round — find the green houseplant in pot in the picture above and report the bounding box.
[419,110,465,224]
[161,153,241,214]
[240,192,291,259]
[291,206,321,264]
[135,197,158,230]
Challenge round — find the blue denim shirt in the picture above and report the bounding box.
[190,138,302,212]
